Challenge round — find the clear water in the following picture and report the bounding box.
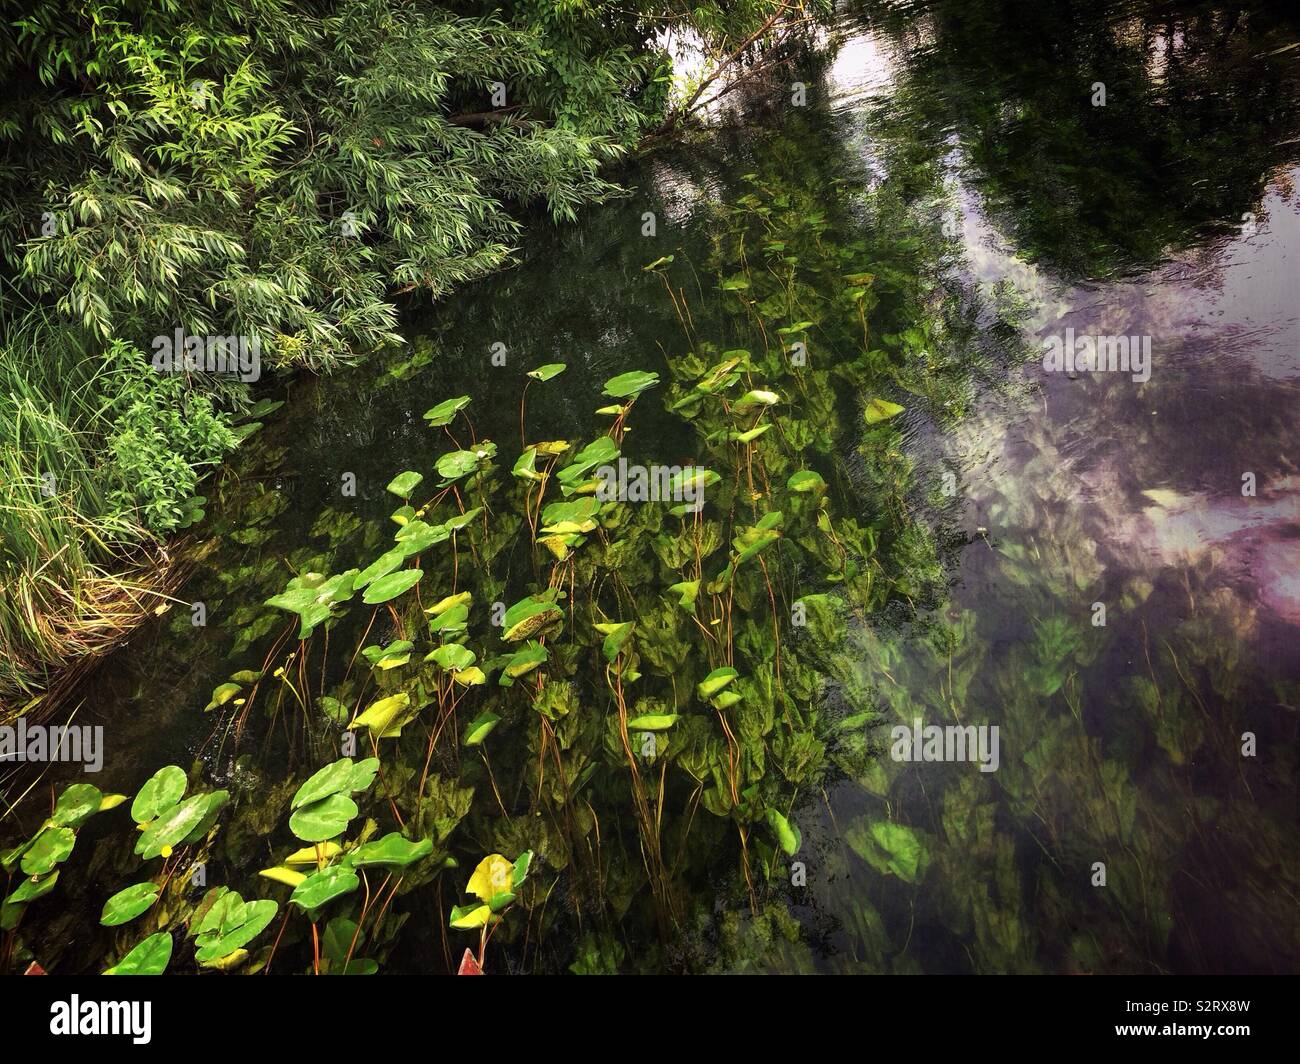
[6,0,1299,974]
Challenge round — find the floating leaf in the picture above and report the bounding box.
[602,371,659,398]
[437,443,496,483]
[6,869,58,905]
[667,580,699,615]
[503,596,563,641]
[463,712,501,747]
[787,470,827,494]
[49,783,103,828]
[292,758,358,811]
[467,854,514,902]
[733,388,780,411]
[136,791,229,859]
[766,809,802,857]
[204,682,242,712]
[386,471,424,500]
[362,568,423,605]
[527,363,566,382]
[100,882,160,926]
[291,866,359,911]
[698,667,739,699]
[499,641,548,686]
[258,866,308,888]
[131,768,186,824]
[194,893,278,964]
[350,833,434,869]
[627,713,679,731]
[423,395,470,426]
[350,692,415,739]
[864,397,905,425]
[449,903,492,930]
[21,827,75,876]
[104,932,173,975]
[289,794,359,843]
[599,621,634,663]
[362,640,412,670]
[428,643,476,671]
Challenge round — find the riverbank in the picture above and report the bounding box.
[0,1,820,714]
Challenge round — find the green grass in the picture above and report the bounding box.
[0,301,225,711]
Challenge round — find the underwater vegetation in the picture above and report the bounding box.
[3,1,1297,978]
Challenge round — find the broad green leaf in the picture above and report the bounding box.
[100,882,160,926]
[599,621,634,663]
[449,903,491,930]
[290,865,359,911]
[49,783,103,828]
[527,363,566,381]
[21,826,75,875]
[350,692,415,739]
[194,897,278,963]
[350,833,434,869]
[104,932,173,975]
[136,791,229,859]
[362,568,422,604]
[423,395,470,426]
[602,370,659,398]
[463,712,500,747]
[356,547,405,588]
[292,758,358,811]
[204,682,242,712]
[864,397,905,425]
[627,714,679,731]
[289,794,358,843]
[6,869,58,904]
[766,809,802,857]
[698,667,739,699]
[429,643,476,672]
[386,471,424,500]
[787,470,827,494]
[503,596,563,641]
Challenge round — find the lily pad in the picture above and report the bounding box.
[385,471,424,500]
[864,397,905,425]
[289,794,359,843]
[423,395,470,426]
[362,568,423,605]
[104,932,173,975]
[602,370,659,398]
[101,882,161,926]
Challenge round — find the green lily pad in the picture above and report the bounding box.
[766,809,802,857]
[289,793,359,843]
[21,826,75,876]
[602,370,659,398]
[423,395,470,426]
[136,791,229,859]
[194,892,278,964]
[49,783,103,828]
[463,712,501,747]
[104,932,173,975]
[101,882,161,926]
[290,865,359,911]
[698,667,739,699]
[350,833,434,869]
[362,568,423,605]
[386,471,424,500]
[527,363,566,382]
[864,397,905,425]
[627,714,679,731]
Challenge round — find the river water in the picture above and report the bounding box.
[6,0,1298,974]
